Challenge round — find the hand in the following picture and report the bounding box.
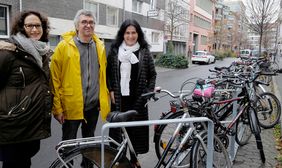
[54,113,65,124]
[110,91,115,104]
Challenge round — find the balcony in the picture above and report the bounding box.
[214,25,221,32]
[228,16,235,21]
[215,3,223,9]
[215,14,222,20]
[227,24,233,29]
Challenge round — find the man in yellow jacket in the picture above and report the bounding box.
[50,9,110,167]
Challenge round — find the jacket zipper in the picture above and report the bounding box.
[19,67,26,88]
[8,96,29,115]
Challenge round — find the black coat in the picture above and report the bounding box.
[0,39,52,144]
[107,47,157,154]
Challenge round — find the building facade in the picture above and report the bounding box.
[0,0,166,56]
[223,0,249,51]
[188,0,214,53]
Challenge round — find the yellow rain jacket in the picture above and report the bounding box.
[50,31,110,121]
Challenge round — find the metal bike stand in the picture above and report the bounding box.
[101,117,214,168]
[215,88,240,162]
[229,88,240,161]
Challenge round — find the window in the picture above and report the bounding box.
[194,15,211,29]
[84,1,99,23]
[151,32,160,44]
[201,35,207,45]
[49,35,61,50]
[0,5,9,37]
[107,6,118,26]
[132,0,142,13]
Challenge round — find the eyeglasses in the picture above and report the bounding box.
[24,24,42,30]
[80,20,95,26]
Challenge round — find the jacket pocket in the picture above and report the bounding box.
[0,96,31,118]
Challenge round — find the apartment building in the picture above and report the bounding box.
[248,23,278,51]
[223,0,248,51]
[188,0,214,53]
[213,2,231,50]
[0,0,165,56]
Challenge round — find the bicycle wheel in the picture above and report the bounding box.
[235,105,252,146]
[154,111,193,167]
[248,106,266,163]
[255,92,281,129]
[49,144,132,168]
[190,131,231,168]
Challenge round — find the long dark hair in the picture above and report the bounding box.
[111,19,150,50]
[11,10,50,42]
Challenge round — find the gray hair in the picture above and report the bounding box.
[73,9,96,30]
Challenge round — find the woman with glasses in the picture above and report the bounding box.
[0,10,52,168]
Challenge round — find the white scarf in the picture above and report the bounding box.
[118,41,140,96]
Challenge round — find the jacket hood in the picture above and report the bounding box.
[0,41,16,51]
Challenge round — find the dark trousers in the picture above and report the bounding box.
[0,140,40,168]
[62,107,99,168]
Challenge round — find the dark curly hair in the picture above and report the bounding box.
[11,10,50,42]
[111,19,150,50]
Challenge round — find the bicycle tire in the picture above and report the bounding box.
[154,111,186,165]
[248,106,266,163]
[49,144,132,168]
[255,92,281,129]
[235,105,252,146]
[190,131,231,168]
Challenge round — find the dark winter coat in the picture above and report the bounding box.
[0,39,52,145]
[107,46,157,154]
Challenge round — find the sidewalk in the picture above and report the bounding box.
[232,58,282,168]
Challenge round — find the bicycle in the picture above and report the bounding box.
[49,110,137,168]
[154,74,267,163]
[146,81,231,168]
[50,86,231,168]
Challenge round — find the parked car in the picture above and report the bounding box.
[239,49,252,59]
[192,51,215,64]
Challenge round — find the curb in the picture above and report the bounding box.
[273,76,282,138]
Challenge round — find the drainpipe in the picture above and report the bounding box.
[123,0,125,21]
[19,0,22,12]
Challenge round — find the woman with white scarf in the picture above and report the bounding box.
[0,11,52,168]
[107,19,157,167]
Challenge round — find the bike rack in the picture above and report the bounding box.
[101,117,214,168]
[215,88,241,161]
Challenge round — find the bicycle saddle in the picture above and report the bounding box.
[106,110,138,122]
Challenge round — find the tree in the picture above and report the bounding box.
[164,0,189,52]
[243,0,279,54]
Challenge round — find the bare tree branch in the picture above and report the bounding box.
[243,0,279,53]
